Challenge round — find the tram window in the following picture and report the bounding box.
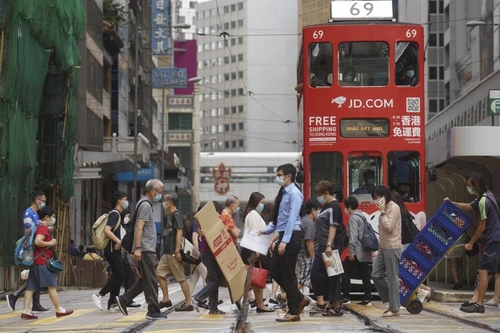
[308,43,333,87]
[348,154,383,202]
[309,152,343,201]
[395,42,419,86]
[338,42,389,87]
[388,151,421,203]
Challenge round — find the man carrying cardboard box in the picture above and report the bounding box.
[259,163,308,322]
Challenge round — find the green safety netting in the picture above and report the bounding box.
[0,0,85,264]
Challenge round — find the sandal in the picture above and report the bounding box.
[382,310,400,317]
[322,307,343,317]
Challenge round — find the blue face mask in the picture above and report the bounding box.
[345,75,353,82]
[317,196,326,204]
[234,206,240,213]
[274,176,285,187]
[124,200,129,209]
[467,186,475,195]
[257,203,264,212]
[154,193,162,202]
[406,70,414,78]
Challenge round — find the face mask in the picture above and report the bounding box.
[49,217,56,226]
[345,75,353,82]
[154,193,162,202]
[234,206,240,213]
[162,202,168,210]
[344,208,350,215]
[123,217,130,225]
[314,210,319,218]
[467,186,475,195]
[406,70,414,78]
[317,196,326,204]
[367,178,375,186]
[39,201,46,209]
[257,203,264,212]
[123,200,129,209]
[274,176,285,187]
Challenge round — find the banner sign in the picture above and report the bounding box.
[152,68,187,88]
[152,0,169,55]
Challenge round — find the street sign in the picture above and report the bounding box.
[166,96,194,108]
[151,0,169,55]
[152,68,187,88]
[488,89,500,115]
[331,1,393,20]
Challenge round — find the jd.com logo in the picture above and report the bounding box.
[331,96,394,109]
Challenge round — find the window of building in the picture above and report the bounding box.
[224,73,230,81]
[224,39,228,47]
[238,2,243,10]
[238,105,244,112]
[190,1,196,9]
[438,33,444,47]
[204,43,210,50]
[224,124,230,132]
[224,107,230,115]
[429,99,438,113]
[168,113,192,131]
[218,41,223,49]
[231,4,236,11]
[231,106,237,113]
[224,141,230,149]
[429,66,437,80]
[224,56,229,64]
[438,0,444,13]
[231,89,236,96]
[238,122,244,130]
[439,99,445,111]
[238,71,244,79]
[429,33,437,47]
[395,42,419,86]
[231,55,236,63]
[238,54,243,61]
[198,61,203,69]
[439,66,444,80]
[231,140,237,148]
[238,19,243,27]
[231,21,236,29]
[224,5,229,13]
[238,37,243,45]
[238,139,244,147]
[218,57,223,65]
[231,38,236,46]
[238,88,244,96]
[388,152,421,202]
[170,147,192,168]
[231,72,236,80]
[429,0,437,13]
[224,22,229,30]
[308,43,333,87]
[231,123,237,131]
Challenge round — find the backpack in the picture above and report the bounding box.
[91,210,121,251]
[401,214,419,245]
[122,200,152,253]
[14,225,47,269]
[353,212,379,251]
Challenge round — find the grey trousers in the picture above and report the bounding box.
[371,248,402,312]
[121,251,160,314]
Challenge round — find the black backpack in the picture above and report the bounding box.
[122,199,152,253]
[401,214,419,245]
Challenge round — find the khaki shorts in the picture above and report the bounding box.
[157,254,186,282]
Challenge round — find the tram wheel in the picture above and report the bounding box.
[407,299,423,314]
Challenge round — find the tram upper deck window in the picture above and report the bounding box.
[338,42,389,87]
[308,43,333,87]
[395,42,419,86]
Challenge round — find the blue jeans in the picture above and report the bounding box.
[194,251,223,311]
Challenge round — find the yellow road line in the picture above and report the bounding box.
[30,309,94,325]
[0,311,23,320]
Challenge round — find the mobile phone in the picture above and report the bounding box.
[378,197,386,206]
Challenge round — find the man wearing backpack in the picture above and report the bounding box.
[7,191,50,313]
[91,191,129,312]
[341,196,373,306]
[156,192,194,312]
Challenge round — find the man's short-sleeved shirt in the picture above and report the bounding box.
[34,225,53,265]
[164,210,185,255]
[299,216,316,254]
[23,207,39,229]
[316,200,344,246]
[220,212,237,244]
[471,191,500,242]
[105,210,121,252]
[134,197,155,252]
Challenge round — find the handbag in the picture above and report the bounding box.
[245,258,269,289]
[46,257,63,274]
[179,237,201,265]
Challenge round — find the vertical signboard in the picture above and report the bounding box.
[118,25,129,137]
[152,0,169,55]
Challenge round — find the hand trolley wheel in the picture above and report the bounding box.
[406,299,423,314]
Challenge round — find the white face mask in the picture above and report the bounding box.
[123,217,130,225]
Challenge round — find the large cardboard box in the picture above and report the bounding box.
[195,201,246,303]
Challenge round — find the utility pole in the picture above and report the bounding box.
[132,23,139,208]
[189,77,202,213]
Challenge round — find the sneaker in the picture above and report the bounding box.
[191,298,200,313]
[460,303,485,313]
[145,311,167,320]
[484,300,499,307]
[6,294,17,312]
[92,294,103,311]
[357,301,372,306]
[417,289,430,303]
[342,298,351,305]
[109,305,120,313]
[461,301,474,307]
[175,303,194,312]
[115,296,129,316]
[32,304,51,314]
[159,300,173,309]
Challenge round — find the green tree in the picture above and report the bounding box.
[103,0,127,27]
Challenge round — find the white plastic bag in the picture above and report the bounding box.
[20,269,29,280]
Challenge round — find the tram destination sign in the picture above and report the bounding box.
[340,119,389,138]
[330,1,393,20]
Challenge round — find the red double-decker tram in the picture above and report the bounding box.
[297,2,427,237]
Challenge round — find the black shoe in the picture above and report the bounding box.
[6,294,17,312]
[269,298,278,305]
[159,300,173,309]
[460,303,485,313]
[218,299,224,305]
[256,306,275,313]
[199,301,209,310]
[175,303,194,312]
[209,308,226,315]
[461,301,474,307]
[145,311,167,320]
[127,302,141,308]
[341,298,351,305]
[32,304,51,314]
[115,296,128,316]
[452,282,463,290]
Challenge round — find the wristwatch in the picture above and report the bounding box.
[326,243,331,247]
[135,246,141,249]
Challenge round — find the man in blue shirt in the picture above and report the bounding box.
[7,191,51,313]
[260,164,307,322]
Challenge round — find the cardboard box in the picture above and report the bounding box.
[195,201,246,303]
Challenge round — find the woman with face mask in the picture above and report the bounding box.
[21,206,73,320]
[370,185,402,317]
[241,192,274,313]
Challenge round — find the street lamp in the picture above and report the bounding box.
[189,76,202,213]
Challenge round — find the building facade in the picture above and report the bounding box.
[195,0,299,152]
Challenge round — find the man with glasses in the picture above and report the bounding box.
[115,179,166,320]
[6,191,50,313]
[260,164,307,322]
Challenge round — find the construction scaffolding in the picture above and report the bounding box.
[0,0,85,286]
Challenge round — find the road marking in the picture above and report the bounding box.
[0,311,22,320]
[30,309,94,325]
